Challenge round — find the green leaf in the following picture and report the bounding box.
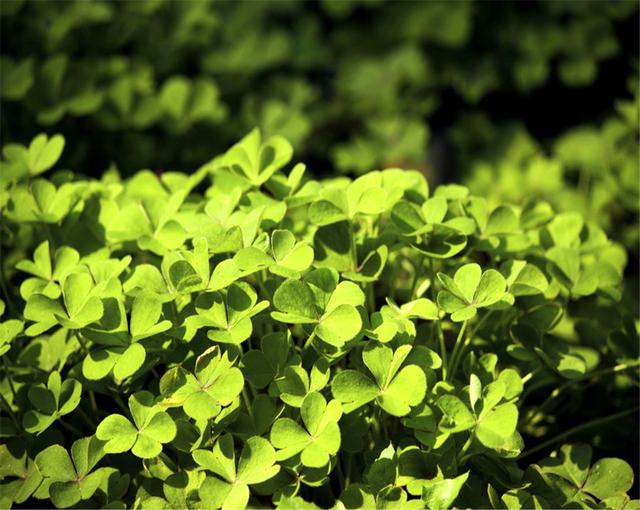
[28,133,65,175]
[437,395,474,433]
[421,471,469,510]
[271,392,342,468]
[583,458,634,500]
[475,404,518,449]
[272,279,318,323]
[96,414,137,454]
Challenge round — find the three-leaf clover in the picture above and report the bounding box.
[271,269,364,348]
[195,433,280,510]
[82,291,170,381]
[23,371,81,434]
[270,392,342,468]
[0,441,43,505]
[269,229,314,278]
[536,443,635,507]
[96,391,177,458]
[437,263,507,321]
[34,436,108,508]
[437,373,521,453]
[24,271,104,335]
[16,241,79,299]
[390,196,472,258]
[219,127,293,187]
[332,343,427,416]
[182,282,269,343]
[160,346,244,421]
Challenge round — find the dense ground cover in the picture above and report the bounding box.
[1,1,638,508]
[0,130,638,508]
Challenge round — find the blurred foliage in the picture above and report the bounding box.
[1,0,638,260]
[1,0,637,174]
[457,78,639,255]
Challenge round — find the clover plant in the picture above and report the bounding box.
[0,130,638,509]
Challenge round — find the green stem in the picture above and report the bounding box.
[76,405,98,429]
[303,331,316,351]
[534,360,640,417]
[89,390,98,413]
[2,357,16,398]
[468,310,493,339]
[242,387,253,419]
[521,366,542,385]
[366,283,375,314]
[410,254,425,299]
[0,390,19,429]
[446,321,468,382]
[59,417,83,437]
[0,258,15,315]
[518,406,639,460]
[350,222,358,271]
[377,407,388,441]
[335,454,345,492]
[457,435,474,465]
[112,393,129,415]
[427,258,446,379]
[345,453,352,487]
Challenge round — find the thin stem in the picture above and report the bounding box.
[89,390,98,413]
[112,393,129,415]
[2,357,16,398]
[427,258,446,379]
[366,283,375,314]
[335,454,345,492]
[350,222,358,272]
[446,321,468,382]
[76,405,98,430]
[534,360,640,417]
[59,417,83,437]
[242,387,253,419]
[0,390,19,429]
[518,406,639,460]
[303,331,316,351]
[468,310,493,339]
[521,366,543,385]
[345,452,352,487]
[410,254,425,299]
[457,435,474,465]
[0,259,16,315]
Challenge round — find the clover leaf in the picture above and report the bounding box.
[27,133,65,175]
[181,282,268,343]
[196,433,280,510]
[34,436,108,508]
[390,197,471,258]
[270,392,342,468]
[82,291,170,381]
[436,375,521,454]
[537,444,635,505]
[16,241,80,300]
[241,331,294,389]
[271,270,364,348]
[366,297,440,342]
[437,263,507,321]
[332,343,427,416]
[24,271,104,335]
[220,128,293,187]
[275,359,329,407]
[0,440,43,505]
[269,229,314,278]
[160,346,244,422]
[23,371,81,434]
[96,391,177,458]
